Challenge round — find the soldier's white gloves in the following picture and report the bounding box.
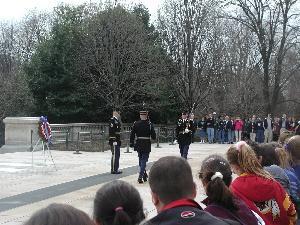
[185,129,190,133]
[113,142,118,146]
[173,139,178,144]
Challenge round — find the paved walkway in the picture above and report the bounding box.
[0,143,230,225]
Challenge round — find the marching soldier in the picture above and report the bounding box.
[176,110,193,159]
[130,110,156,183]
[108,109,122,174]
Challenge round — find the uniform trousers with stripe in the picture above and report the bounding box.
[138,152,149,178]
[111,145,120,172]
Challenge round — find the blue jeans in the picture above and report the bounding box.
[218,130,225,143]
[179,144,189,159]
[257,130,264,143]
[111,145,120,172]
[138,152,149,178]
[207,128,214,143]
[199,129,206,139]
[227,130,233,143]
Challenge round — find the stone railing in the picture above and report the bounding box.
[49,123,176,152]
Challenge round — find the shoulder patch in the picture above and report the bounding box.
[181,211,195,219]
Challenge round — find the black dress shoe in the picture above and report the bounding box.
[143,172,148,182]
[138,178,143,183]
[111,170,122,174]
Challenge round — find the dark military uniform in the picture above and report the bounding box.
[130,113,156,183]
[176,118,192,159]
[108,116,121,174]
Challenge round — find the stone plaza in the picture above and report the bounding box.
[0,143,231,225]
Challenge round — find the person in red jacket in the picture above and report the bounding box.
[234,117,244,142]
[226,141,297,225]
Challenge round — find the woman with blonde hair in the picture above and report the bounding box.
[226,141,297,225]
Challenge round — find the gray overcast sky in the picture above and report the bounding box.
[0,0,162,21]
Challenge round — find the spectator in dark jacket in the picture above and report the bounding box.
[218,116,226,144]
[225,116,234,144]
[145,156,239,225]
[256,118,264,143]
[199,154,259,225]
[206,114,215,144]
[198,116,207,143]
[252,143,291,195]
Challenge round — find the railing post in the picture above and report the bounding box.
[90,131,92,150]
[169,128,176,145]
[156,127,161,148]
[65,131,69,150]
[74,132,82,154]
[101,130,105,152]
[30,129,33,151]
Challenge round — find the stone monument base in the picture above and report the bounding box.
[0,117,40,153]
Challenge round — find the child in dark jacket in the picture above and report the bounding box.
[199,154,259,225]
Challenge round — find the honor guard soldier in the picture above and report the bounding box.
[108,109,122,174]
[130,110,156,183]
[176,111,193,159]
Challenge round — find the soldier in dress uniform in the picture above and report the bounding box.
[130,110,156,183]
[176,110,193,159]
[108,109,122,174]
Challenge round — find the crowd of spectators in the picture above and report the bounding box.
[23,133,300,225]
[193,113,300,144]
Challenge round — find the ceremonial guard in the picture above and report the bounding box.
[108,109,122,174]
[130,110,156,183]
[176,111,193,159]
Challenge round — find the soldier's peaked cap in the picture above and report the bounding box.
[140,110,148,115]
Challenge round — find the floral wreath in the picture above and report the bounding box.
[38,116,52,143]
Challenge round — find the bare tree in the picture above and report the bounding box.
[16,10,50,63]
[79,5,160,111]
[158,0,220,111]
[0,22,33,122]
[228,0,299,114]
[209,18,264,117]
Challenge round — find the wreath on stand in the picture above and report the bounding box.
[38,116,52,143]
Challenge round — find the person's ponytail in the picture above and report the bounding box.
[206,172,237,212]
[113,208,132,225]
